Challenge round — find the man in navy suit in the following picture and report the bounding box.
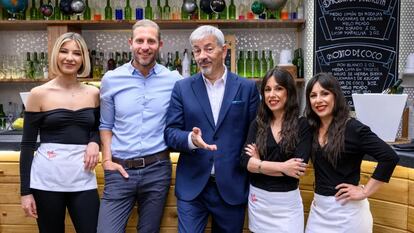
[164,25,260,233]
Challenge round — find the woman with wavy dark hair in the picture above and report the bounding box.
[304,73,399,233]
[240,68,311,233]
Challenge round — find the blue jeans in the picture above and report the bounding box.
[97,159,171,233]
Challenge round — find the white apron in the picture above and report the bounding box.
[305,193,373,233]
[248,185,304,233]
[30,143,97,192]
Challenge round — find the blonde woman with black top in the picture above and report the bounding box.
[304,73,399,233]
[240,68,312,233]
[19,32,100,233]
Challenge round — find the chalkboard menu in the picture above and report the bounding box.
[314,0,400,106]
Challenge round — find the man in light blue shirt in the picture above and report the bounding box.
[97,20,181,233]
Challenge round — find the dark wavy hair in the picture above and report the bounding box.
[256,68,299,160]
[304,73,350,167]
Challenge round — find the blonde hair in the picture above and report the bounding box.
[49,32,91,78]
[132,19,161,41]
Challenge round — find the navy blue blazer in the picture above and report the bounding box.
[164,72,260,205]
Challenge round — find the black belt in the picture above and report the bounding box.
[112,150,169,169]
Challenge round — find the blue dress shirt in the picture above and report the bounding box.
[100,62,182,159]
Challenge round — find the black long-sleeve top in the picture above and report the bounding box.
[313,118,400,196]
[19,107,100,195]
[240,117,312,192]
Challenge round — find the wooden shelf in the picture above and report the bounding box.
[0,78,101,83]
[0,19,306,31]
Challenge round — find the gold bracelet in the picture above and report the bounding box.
[258,160,263,174]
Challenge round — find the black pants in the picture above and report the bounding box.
[32,189,100,233]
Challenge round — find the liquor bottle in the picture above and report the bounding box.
[166,52,174,71]
[32,52,42,79]
[190,54,198,75]
[124,0,132,20]
[145,0,153,19]
[93,55,101,79]
[115,52,122,67]
[107,52,116,71]
[174,51,182,74]
[237,50,246,77]
[99,52,105,76]
[229,0,236,19]
[158,52,166,65]
[154,0,162,20]
[280,1,289,19]
[24,52,34,80]
[163,0,171,20]
[297,0,304,19]
[83,0,91,20]
[181,1,189,20]
[30,0,39,20]
[253,50,260,78]
[260,50,267,78]
[0,104,6,130]
[382,79,403,94]
[53,0,61,20]
[267,50,274,71]
[245,50,253,78]
[105,0,113,20]
[238,0,247,20]
[182,49,191,78]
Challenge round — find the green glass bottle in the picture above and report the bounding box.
[163,0,171,20]
[52,0,61,20]
[229,0,236,19]
[30,0,38,20]
[25,52,34,80]
[124,0,132,20]
[237,50,246,77]
[260,50,267,78]
[181,1,189,20]
[145,0,153,19]
[245,50,253,78]
[153,0,162,19]
[253,50,260,78]
[267,50,274,71]
[105,0,112,20]
[190,54,198,75]
[218,4,227,19]
[83,0,91,20]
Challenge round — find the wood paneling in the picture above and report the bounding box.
[408,206,414,232]
[370,199,408,230]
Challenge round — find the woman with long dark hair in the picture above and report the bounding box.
[240,68,311,232]
[304,73,399,233]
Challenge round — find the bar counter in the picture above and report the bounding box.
[0,140,413,232]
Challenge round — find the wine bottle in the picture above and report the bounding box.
[166,52,174,71]
[260,50,267,78]
[0,104,6,130]
[174,51,182,74]
[124,0,132,20]
[24,52,34,80]
[163,0,171,20]
[190,54,198,75]
[30,0,39,20]
[237,50,245,77]
[105,0,113,20]
[382,79,403,94]
[267,50,274,71]
[253,50,260,78]
[107,52,116,71]
[229,0,236,19]
[154,0,162,20]
[245,50,253,78]
[83,0,91,20]
[145,0,153,19]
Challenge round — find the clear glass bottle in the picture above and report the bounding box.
[297,0,304,19]
[24,52,34,80]
[238,0,247,20]
[166,52,174,71]
[0,104,6,130]
[154,0,163,20]
[163,0,171,20]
